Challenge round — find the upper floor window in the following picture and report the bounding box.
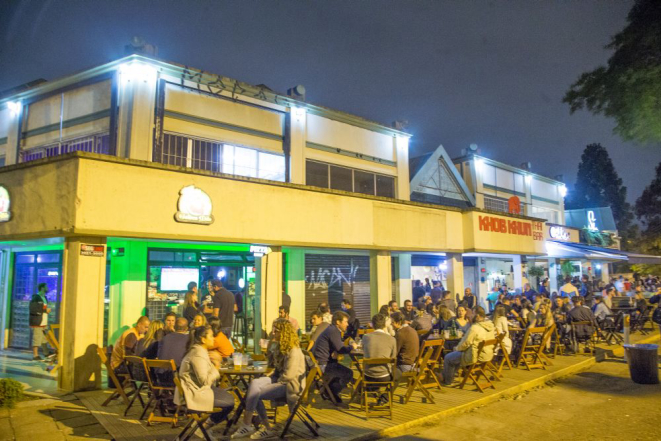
[158,132,285,182]
[484,195,524,215]
[305,159,395,198]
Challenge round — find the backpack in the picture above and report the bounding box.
[652,307,661,325]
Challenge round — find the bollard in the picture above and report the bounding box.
[623,314,630,361]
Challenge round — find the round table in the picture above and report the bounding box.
[219,365,269,389]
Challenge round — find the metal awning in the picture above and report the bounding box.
[544,240,628,262]
[617,251,661,265]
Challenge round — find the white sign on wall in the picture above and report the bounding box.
[0,186,10,222]
[587,210,598,231]
[549,226,571,241]
[174,185,214,225]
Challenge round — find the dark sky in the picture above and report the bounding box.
[2,0,659,204]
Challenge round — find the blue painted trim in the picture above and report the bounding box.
[306,141,397,167]
[164,110,283,142]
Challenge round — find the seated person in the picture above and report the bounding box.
[379,305,396,336]
[163,312,177,335]
[441,307,495,386]
[433,305,454,331]
[441,291,457,313]
[492,305,512,354]
[192,313,207,328]
[592,295,612,325]
[317,303,332,324]
[273,305,299,334]
[174,326,234,436]
[532,303,555,329]
[567,297,597,349]
[183,283,202,324]
[519,299,536,326]
[392,312,419,373]
[411,304,434,333]
[207,317,234,368]
[308,311,330,347]
[110,316,150,374]
[157,317,190,369]
[311,311,357,403]
[401,300,417,324]
[362,313,397,405]
[135,319,164,359]
[452,305,471,334]
[231,319,305,439]
[341,299,359,340]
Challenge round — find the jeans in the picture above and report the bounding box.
[209,387,235,424]
[245,376,287,423]
[320,362,353,397]
[442,351,462,385]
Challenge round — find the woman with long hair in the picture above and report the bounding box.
[434,304,454,331]
[453,305,471,334]
[492,305,512,354]
[231,319,305,439]
[175,326,234,436]
[135,320,164,359]
[192,313,207,328]
[183,291,202,324]
[207,317,234,368]
[378,304,396,336]
[534,303,555,329]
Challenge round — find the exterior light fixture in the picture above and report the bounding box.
[559,185,567,198]
[238,278,246,289]
[596,264,602,270]
[474,157,484,173]
[217,269,226,279]
[119,62,157,83]
[293,107,306,120]
[439,263,448,270]
[7,101,22,117]
[525,174,533,185]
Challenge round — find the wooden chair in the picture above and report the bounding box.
[400,348,436,404]
[143,359,179,426]
[361,358,396,419]
[459,338,498,393]
[515,326,550,370]
[418,339,444,391]
[485,333,506,379]
[123,356,148,416]
[97,346,132,407]
[631,306,652,335]
[231,337,246,353]
[266,367,322,438]
[302,349,337,405]
[173,373,221,441]
[306,338,315,351]
[495,332,514,374]
[549,325,566,357]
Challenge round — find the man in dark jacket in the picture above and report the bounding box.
[312,311,357,403]
[412,280,426,305]
[157,317,190,368]
[210,279,235,338]
[29,283,52,361]
[430,281,444,304]
[341,299,359,339]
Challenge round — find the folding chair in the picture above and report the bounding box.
[418,339,444,391]
[400,348,436,404]
[272,368,322,438]
[631,306,651,335]
[232,337,246,353]
[361,358,396,419]
[485,333,506,379]
[549,325,566,358]
[570,320,597,355]
[173,373,223,441]
[97,346,132,407]
[515,326,548,370]
[143,359,179,426]
[123,356,148,416]
[459,339,498,393]
[302,349,338,405]
[600,313,623,345]
[495,332,514,374]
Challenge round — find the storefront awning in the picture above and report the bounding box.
[617,251,661,265]
[544,240,628,262]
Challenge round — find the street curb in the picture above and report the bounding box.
[348,334,660,441]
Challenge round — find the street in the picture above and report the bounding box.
[384,347,661,441]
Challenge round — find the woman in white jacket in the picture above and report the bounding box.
[232,319,306,439]
[175,326,235,437]
[492,305,512,354]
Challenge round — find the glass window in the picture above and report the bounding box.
[258,152,285,181]
[222,144,235,174]
[16,254,35,264]
[149,251,175,261]
[330,166,353,192]
[37,253,60,263]
[191,139,221,172]
[306,161,329,188]
[233,146,257,178]
[354,170,375,195]
[0,157,5,167]
[376,175,395,198]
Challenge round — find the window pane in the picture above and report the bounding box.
[376,175,395,198]
[234,146,257,177]
[258,152,285,181]
[354,170,375,195]
[222,144,234,174]
[37,253,61,263]
[330,166,353,192]
[306,161,329,188]
[16,254,35,264]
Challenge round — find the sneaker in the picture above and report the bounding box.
[32,356,43,361]
[232,423,257,439]
[250,427,279,439]
[194,428,217,441]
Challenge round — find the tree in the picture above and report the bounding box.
[635,161,661,257]
[563,0,661,144]
[567,144,634,245]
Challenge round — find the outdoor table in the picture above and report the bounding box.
[219,365,269,390]
[349,350,365,402]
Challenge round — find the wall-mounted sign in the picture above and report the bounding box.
[175,186,214,225]
[587,210,598,231]
[81,244,105,257]
[549,226,571,241]
[508,196,521,214]
[250,245,269,257]
[0,186,11,222]
[478,215,540,238]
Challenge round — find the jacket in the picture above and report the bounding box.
[362,330,397,377]
[456,320,496,367]
[29,294,47,327]
[174,344,220,412]
[277,346,306,407]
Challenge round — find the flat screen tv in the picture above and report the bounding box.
[160,267,199,291]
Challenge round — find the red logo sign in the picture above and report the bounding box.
[508,196,521,214]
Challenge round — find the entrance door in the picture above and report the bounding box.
[10,252,62,349]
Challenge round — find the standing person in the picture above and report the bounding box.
[341,298,359,339]
[210,279,235,338]
[362,314,397,405]
[29,283,52,361]
[463,288,476,310]
[430,281,443,304]
[183,287,202,324]
[281,290,292,310]
[487,286,500,312]
[175,325,235,437]
[441,291,456,312]
[231,319,305,439]
[391,312,419,373]
[312,311,357,404]
[202,279,215,319]
[424,278,432,293]
[560,277,579,298]
[110,316,150,373]
[412,280,426,305]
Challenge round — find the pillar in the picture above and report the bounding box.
[601,262,610,284]
[256,248,282,345]
[286,248,306,332]
[288,108,306,185]
[395,136,410,201]
[59,236,107,392]
[396,253,412,304]
[512,255,523,294]
[369,251,392,316]
[445,253,464,300]
[4,105,21,165]
[548,258,559,294]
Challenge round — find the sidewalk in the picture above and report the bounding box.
[72,330,659,441]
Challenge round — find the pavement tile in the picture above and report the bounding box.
[14,422,64,440]
[50,408,90,421]
[69,423,110,437]
[0,418,12,441]
[54,413,98,429]
[0,408,8,418]
[8,409,55,428]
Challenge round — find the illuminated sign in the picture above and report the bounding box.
[478,215,544,241]
[508,196,521,214]
[549,226,571,241]
[80,244,105,257]
[175,186,214,225]
[250,245,269,256]
[587,210,598,231]
[0,186,10,222]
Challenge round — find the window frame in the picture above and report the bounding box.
[305,159,397,198]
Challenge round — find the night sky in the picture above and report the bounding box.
[2,1,659,204]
